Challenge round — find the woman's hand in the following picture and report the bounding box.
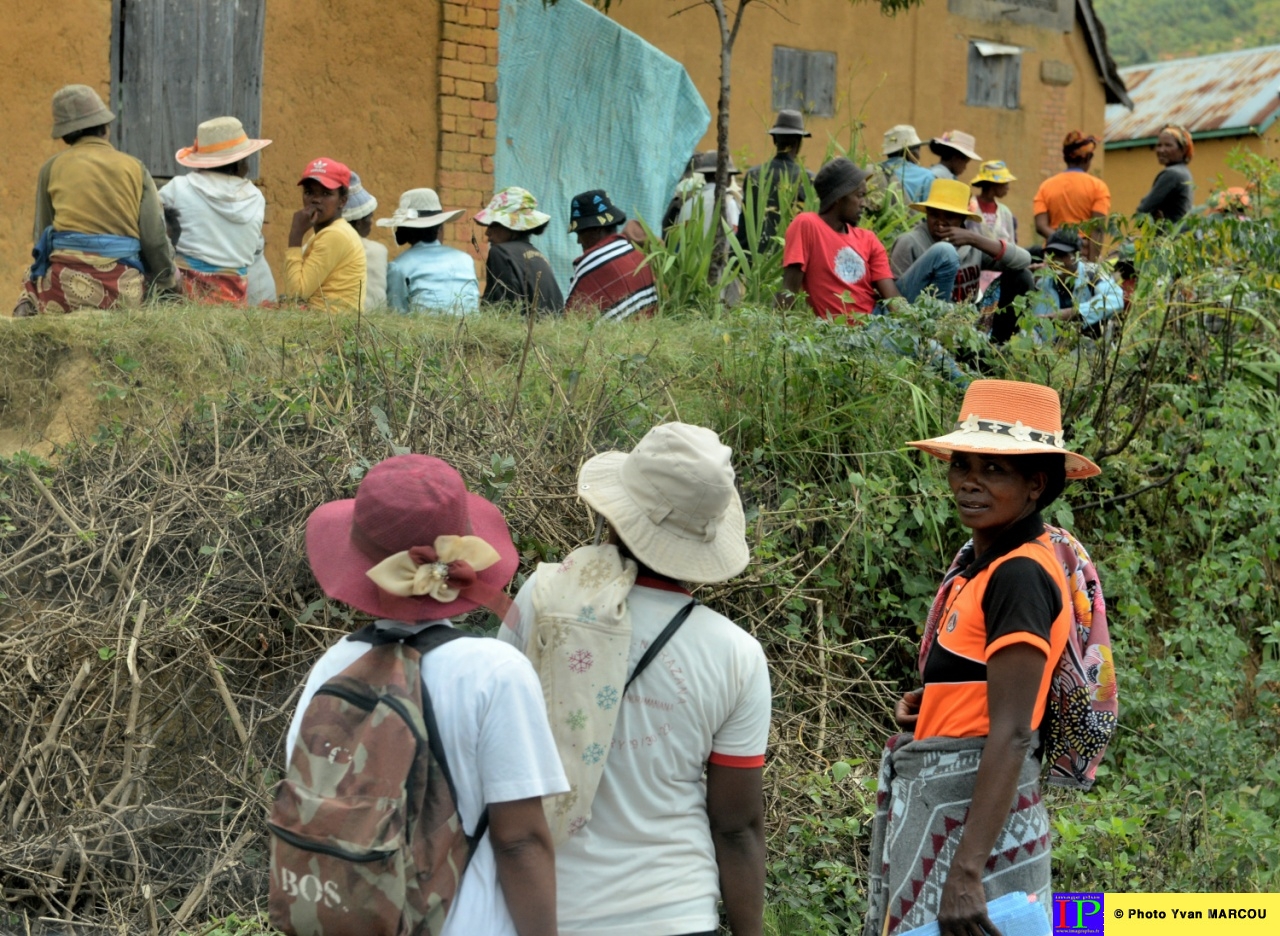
[289,207,318,248]
[937,863,1001,936]
[894,688,924,730]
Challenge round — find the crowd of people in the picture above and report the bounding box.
[12,85,1206,335]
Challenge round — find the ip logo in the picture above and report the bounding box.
[1053,893,1105,936]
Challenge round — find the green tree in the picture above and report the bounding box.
[546,0,922,282]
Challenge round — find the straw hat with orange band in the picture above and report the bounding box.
[909,379,1100,479]
[176,117,272,170]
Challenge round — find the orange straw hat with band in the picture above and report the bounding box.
[176,116,272,169]
[909,379,1101,479]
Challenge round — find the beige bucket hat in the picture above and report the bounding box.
[909,379,1101,479]
[578,423,749,584]
[51,84,114,139]
[376,189,465,229]
[175,116,272,169]
[882,124,923,156]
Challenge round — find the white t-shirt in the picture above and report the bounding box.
[285,622,569,936]
[501,575,772,936]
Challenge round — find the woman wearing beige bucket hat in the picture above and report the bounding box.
[158,116,271,304]
[14,84,177,317]
[865,380,1107,936]
[500,422,771,936]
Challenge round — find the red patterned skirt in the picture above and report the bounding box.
[13,251,146,316]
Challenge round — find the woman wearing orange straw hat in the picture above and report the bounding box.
[161,116,272,304]
[865,380,1106,936]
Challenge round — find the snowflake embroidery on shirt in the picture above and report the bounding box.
[553,789,579,816]
[577,605,597,624]
[559,556,576,571]
[581,743,605,765]
[568,816,588,836]
[833,246,867,285]
[596,685,618,710]
[567,648,594,674]
[577,557,613,590]
[566,709,587,730]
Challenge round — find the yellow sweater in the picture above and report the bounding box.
[283,218,367,313]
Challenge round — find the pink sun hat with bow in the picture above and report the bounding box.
[305,455,519,621]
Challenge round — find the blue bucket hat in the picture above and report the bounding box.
[342,171,378,222]
[568,189,625,233]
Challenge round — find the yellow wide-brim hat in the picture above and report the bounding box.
[909,179,983,221]
[909,379,1101,479]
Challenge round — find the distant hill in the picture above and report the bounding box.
[1094,0,1280,67]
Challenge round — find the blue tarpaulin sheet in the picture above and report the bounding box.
[496,0,711,294]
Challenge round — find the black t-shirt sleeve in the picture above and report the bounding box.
[981,556,1061,651]
[1136,168,1180,217]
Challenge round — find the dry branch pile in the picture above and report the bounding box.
[0,336,895,932]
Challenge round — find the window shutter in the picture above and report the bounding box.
[772,46,837,118]
[115,0,266,178]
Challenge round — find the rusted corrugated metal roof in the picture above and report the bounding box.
[1105,45,1280,144]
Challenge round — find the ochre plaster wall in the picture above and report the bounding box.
[1,0,447,301]
[1104,128,1280,216]
[0,0,113,292]
[609,0,1110,240]
[259,0,444,283]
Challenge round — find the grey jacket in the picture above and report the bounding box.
[890,221,1031,303]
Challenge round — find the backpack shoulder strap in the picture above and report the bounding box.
[625,599,697,692]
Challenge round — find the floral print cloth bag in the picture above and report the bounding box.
[527,545,638,843]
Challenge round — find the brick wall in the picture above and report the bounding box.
[438,0,499,263]
[1039,83,1067,180]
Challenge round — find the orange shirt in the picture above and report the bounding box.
[1032,170,1112,227]
[914,528,1072,740]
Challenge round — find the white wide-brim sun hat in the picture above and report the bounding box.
[376,188,465,229]
[578,423,749,584]
[909,379,1101,479]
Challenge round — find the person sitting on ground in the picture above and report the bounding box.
[890,179,1034,341]
[968,160,1019,297]
[159,116,271,305]
[1033,131,1110,259]
[928,130,982,182]
[500,422,771,936]
[1136,125,1194,225]
[14,84,177,317]
[473,186,564,315]
[675,151,744,236]
[378,188,478,315]
[1031,230,1123,335]
[779,157,899,322]
[341,172,386,309]
[880,124,935,206]
[739,110,813,253]
[282,158,366,312]
[286,453,568,936]
[564,190,657,321]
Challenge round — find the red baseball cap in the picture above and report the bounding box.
[297,157,351,190]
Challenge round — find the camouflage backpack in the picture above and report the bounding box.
[269,624,485,936]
